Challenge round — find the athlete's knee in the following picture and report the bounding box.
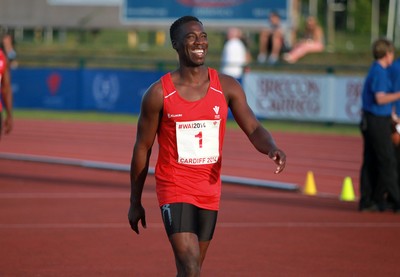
[174,245,201,276]
[181,261,200,277]
[175,254,200,277]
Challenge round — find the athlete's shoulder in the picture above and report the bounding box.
[142,78,164,107]
[217,72,242,91]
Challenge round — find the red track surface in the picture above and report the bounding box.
[1,119,399,276]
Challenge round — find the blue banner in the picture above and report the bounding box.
[122,0,291,26]
[12,68,164,114]
[81,69,164,114]
[12,68,80,110]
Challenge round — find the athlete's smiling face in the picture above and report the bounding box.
[175,21,208,67]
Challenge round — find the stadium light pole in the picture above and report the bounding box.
[396,0,400,47]
[309,0,318,17]
[371,0,380,43]
[346,0,355,31]
[327,0,335,51]
[387,0,396,40]
[326,0,346,52]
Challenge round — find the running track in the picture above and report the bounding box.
[0,119,399,276]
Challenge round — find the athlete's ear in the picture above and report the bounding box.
[172,40,178,51]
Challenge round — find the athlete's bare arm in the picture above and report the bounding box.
[219,73,286,173]
[128,81,163,234]
[1,59,13,136]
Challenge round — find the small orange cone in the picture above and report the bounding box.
[340,176,356,201]
[303,171,317,196]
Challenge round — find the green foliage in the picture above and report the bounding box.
[351,0,372,35]
[14,1,396,72]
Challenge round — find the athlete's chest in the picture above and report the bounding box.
[164,89,226,122]
[174,82,209,102]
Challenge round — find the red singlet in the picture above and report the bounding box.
[155,68,228,210]
[0,50,6,111]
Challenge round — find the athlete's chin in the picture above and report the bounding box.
[187,61,205,67]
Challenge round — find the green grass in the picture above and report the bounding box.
[14,109,137,124]
[14,109,360,136]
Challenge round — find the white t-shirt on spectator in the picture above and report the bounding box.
[220,38,247,79]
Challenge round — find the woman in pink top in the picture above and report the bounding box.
[283,16,324,63]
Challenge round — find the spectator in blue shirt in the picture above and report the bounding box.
[359,38,400,213]
[388,57,400,207]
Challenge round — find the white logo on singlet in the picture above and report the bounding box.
[213,106,220,115]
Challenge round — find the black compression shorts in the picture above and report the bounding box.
[160,203,218,241]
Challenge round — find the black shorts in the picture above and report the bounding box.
[160,203,218,241]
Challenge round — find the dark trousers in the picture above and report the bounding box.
[396,143,400,188]
[359,112,400,210]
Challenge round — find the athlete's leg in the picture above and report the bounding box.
[160,203,218,276]
[198,241,211,267]
[258,30,271,63]
[169,232,201,277]
[197,207,217,267]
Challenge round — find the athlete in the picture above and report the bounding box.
[0,36,13,138]
[128,16,286,276]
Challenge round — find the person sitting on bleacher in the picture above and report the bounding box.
[257,11,287,65]
[283,16,324,64]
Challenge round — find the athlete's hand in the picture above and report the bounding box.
[269,148,286,174]
[128,203,147,234]
[4,115,13,135]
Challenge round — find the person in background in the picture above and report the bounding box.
[388,57,400,207]
[220,27,250,79]
[1,32,17,68]
[128,15,286,277]
[283,16,324,63]
[359,38,400,213]
[0,33,13,138]
[257,11,286,65]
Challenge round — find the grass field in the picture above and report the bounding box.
[14,109,360,136]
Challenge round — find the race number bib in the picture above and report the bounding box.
[176,120,220,165]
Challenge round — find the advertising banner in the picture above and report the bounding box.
[11,67,364,124]
[243,72,336,122]
[12,68,80,110]
[332,76,364,124]
[121,0,291,27]
[12,68,164,114]
[81,69,164,113]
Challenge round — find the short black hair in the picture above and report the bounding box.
[170,15,202,44]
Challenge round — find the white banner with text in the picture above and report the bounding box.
[243,72,364,124]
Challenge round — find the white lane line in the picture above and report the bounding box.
[0,192,156,199]
[0,222,399,229]
[218,222,400,228]
[0,152,299,191]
